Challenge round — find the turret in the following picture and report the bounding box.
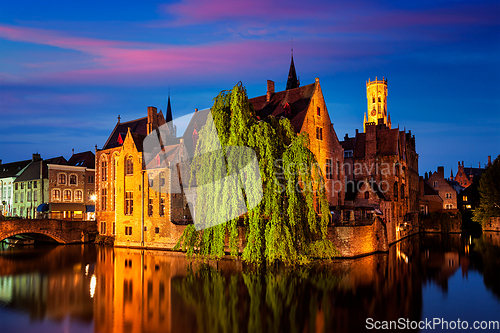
[364,77,389,132]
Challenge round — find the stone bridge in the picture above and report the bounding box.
[0,219,98,244]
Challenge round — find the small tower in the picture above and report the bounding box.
[286,53,299,90]
[364,77,389,132]
[166,94,173,131]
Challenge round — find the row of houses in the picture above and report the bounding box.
[0,152,96,220]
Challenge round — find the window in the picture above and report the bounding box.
[20,193,24,203]
[14,193,18,203]
[372,96,375,103]
[325,159,332,179]
[316,106,321,117]
[101,189,107,211]
[148,176,154,187]
[433,181,438,188]
[126,157,134,175]
[100,222,107,234]
[445,204,453,209]
[64,190,72,201]
[446,193,452,199]
[88,190,94,201]
[463,196,468,201]
[316,127,323,141]
[378,96,381,103]
[344,150,353,158]
[101,160,108,181]
[394,164,400,176]
[401,184,405,199]
[148,199,153,217]
[75,190,83,201]
[28,181,32,189]
[53,189,61,200]
[33,181,37,189]
[70,174,77,185]
[155,227,160,234]
[58,174,66,184]
[88,175,94,183]
[113,223,116,235]
[393,182,398,201]
[21,183,24,189]
[336,161,341,180]
[27,192,32,201]
[160,172,166,187]
[159,197,165,216]
[125,191,133,215]
[125,226,132,235]
[364,191,369,199]
[15,183,18,190]
[33,191,37,202]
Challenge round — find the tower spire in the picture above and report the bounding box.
[166,93,173,131]
[286,50,299,90]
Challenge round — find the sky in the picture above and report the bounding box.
[0,0,499,176]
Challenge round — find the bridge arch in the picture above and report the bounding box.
[0,230,69,244]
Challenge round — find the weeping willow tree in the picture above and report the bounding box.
[175,82,338,265]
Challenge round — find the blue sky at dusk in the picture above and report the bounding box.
[0,0,499,175]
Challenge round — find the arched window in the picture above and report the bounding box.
[101,158,108,181]
[75,190,83,201]
[53,189,60,200]
[393,182,398,201]
[63,190,72,201]
[69,174,77,185]
[378,96,381,103]
[126,157,134,175]
[58,174,66,185]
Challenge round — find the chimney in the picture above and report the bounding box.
[266,80,275,102]
[0,159,2,165]
[32,153,41,162]
[488,155,491,166]
[195,108,198,112]
[437,166,444,178]
[344,133,349,140]
[72,148,75,155]
[462,161,464,167]
[147,106,158,135]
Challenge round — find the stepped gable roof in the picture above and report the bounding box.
[0,159,31,178]
[103,117,148,150]
[249,82,316,133]
[67,151,95,169]
[15,156,67,182]
[182,109,211,158]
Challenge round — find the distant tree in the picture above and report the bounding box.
[473,155,500,226]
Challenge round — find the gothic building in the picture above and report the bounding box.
[341,78,419,243]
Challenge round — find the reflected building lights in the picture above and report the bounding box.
[90,275,96,299]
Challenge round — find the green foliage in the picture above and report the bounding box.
[473,155,500,226]
[175,82,336,265]
[94,235,114,245]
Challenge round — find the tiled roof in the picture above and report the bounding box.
[463,167,484,178]
[15,156,67,182]
[423,181,439,196]
[103,117,148,150]
[352,127,401,158]
[67,151,95,169]
[0,159,31,178]
[248,83,316,133]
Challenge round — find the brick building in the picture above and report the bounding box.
[96,104,189,248]
[453,157,491,188]
[426,166,458,212]
[248,56,345,207]
[0,159,31,216]
[46,151,96,220]
[341,78,419,243]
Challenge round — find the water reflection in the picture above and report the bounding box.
[0,233,499,333]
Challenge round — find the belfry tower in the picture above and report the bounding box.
[364,77,391,132]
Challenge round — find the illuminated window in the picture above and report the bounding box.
[101,160,108,181]
[126,157,134,175]
[53,189,60,200]
[75,190,83,201]
[325,159,332,179]
[316,127,323,141]
[463,196,468,201]
[101,189,107,211]
[58,174,66,184]
[159,197,165,216]
[125,191,133,215]
[64,190,72,201]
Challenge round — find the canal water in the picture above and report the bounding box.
[0,233,498,333]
